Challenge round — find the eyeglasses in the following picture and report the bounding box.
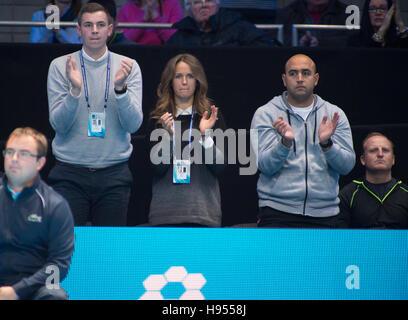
[3,149,42,160]
[368,7,387,14]
[190,0,217,8]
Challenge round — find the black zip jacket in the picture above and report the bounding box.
[339,178,408,229]
[276,0,355,47]
[166,8,278,47]
[0,175,74,299]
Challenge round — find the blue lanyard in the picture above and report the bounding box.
[79,50,111,110]
[172,108,194,159]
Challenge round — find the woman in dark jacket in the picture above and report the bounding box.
[348,0,408,48]
[147,53,227,227]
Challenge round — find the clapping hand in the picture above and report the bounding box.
[318,112,339,146]
[394,0,407,37]
[114,59,134,91]
[300,31,319,47]
[66,55,82,97]
[0,287,18,300]
[143,0,158,21]
[160,112,174,135]
[199,105,218,136]
[377,3,396,39]
[272,116,294,148]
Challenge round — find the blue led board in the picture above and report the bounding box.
[61,227,408,300]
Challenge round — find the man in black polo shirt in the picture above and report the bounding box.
[339,132,408,228]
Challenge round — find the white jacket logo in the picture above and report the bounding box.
[27,214,42,223]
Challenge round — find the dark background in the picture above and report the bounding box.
[0,43,407,226]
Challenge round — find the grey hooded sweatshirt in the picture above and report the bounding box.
[250,92,355,217]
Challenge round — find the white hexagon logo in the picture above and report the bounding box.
[165,266,188,282]
[180,290,205,300]
[182,273,206,290]
[143,274,167,291]
[139,266,206,300]
[139,291,164,300]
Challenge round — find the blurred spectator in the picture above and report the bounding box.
[30,0,82,43]
[88,0,136,45]
[220,0,277,24]
[166,0,279,46]
[117,0,183,45]
[276,0,352,47]
[348,0,408,48]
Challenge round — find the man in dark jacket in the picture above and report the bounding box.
[277,0,355,47]
[166,0,278,46]
[339,132,408,229]
[0,127,74,300]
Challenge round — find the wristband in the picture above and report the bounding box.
[372,33,384,43]
[114,84,127,95]
[319,138,333,149]
[397,26,408,37]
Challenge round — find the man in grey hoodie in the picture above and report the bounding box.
[250,54,355,228]
[46,3,143,226]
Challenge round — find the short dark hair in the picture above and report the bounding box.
[78,2,110,25]
[87,0,117,21]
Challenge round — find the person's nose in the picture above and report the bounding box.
[182,76,188,85]
[11,151,19,161]
[92,24,98,33]
[377,148,384,157]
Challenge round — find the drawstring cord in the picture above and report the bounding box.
[286,109,296,155]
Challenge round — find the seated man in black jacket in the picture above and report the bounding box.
[166,0,279,46]
[277,0,355,47]
[0,127,74,300]
[339,132,408,229]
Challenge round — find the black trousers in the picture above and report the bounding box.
[258,206,342,229]
[47,161,132,226]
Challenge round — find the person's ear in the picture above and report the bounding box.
[360,154,366,167]
[76,23,82,38]
[282,73,287,87]
[108,23,113,37]
[37,156,46,172]
[313,72,319,86]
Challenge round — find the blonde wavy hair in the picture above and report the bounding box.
[150,53,212,125]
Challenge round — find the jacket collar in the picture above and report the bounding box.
[2,175,42,200]
[281,91,319,113]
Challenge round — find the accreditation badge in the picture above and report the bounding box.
[173,159,191,184]
[88,112,106,137]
